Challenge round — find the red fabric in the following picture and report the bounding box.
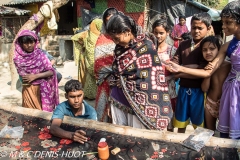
[125,12,145,27]
[173,40,179,48]
[77,0,91,17]
[76,0,145,27]
[107,0,125,13]
[171,23,189,48]
[94,34,115,122]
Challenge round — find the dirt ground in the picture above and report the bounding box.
[0,61,95,107]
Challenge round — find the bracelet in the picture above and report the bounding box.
[22,83,31,86]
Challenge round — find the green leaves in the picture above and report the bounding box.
[195,0,220,8]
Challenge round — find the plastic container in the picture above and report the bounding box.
[98,142,109,160]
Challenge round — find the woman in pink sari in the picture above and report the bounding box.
[13,30,59,112]
[94,8,119,122]
[171,15,189,48]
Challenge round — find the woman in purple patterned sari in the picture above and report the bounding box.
[106,14,173,130]
[13,30,59,112]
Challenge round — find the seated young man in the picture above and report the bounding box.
[50,79,97,143]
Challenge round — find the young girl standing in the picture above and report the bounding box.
[152,19,177,131]
[167,1,240,139]
[200,36,231,131]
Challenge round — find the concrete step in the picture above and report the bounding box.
[48,40,59,45]
[47,50,60,57]
[46,45,59,51]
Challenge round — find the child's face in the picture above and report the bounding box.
[179,18,186,26]
[22,41,36,53]
[191,20,209,42]
[65,90,84,109]
[153,25,169,44]
[202,42,218,62]
[222,16,240,36]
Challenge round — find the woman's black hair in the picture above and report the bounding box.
[191,12,212,27]
[179,15,186,21]
[64,79,82,94]
[220,1,240,24]
[200,36,221,51]
[17,35,36,46]
[152,19,171,32]
[106,14,138,37]
[102,7,119,26]
[181,32,192,40]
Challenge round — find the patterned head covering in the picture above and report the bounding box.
[13,30,59,112]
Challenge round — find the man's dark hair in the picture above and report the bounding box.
[191,12,212,27]
[64,79,82,94]
[17,35,36,46]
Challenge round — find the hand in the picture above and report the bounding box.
[72,130,87,144]
[116,79,122,88]
[165,61,181,73]
[165,75,173,81]
[107,105,112,119]
[22,74,38,83]
[204,62,214,70]
[50,60,56,66]
[78,38,84,45]
[159,53,170,65]
[175,37,182,40]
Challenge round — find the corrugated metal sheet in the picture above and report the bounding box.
[0,0,48,5]
[0,6,30,15]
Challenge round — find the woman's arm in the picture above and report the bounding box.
[22,70,53,83]
[174,72,202,79]
[167,42,229,78]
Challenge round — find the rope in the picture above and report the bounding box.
[125,0,166,16]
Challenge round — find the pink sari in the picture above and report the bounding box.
[13,30,59,112]
[171,23,189,48]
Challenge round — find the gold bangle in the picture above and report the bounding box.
[22,83,30,86]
